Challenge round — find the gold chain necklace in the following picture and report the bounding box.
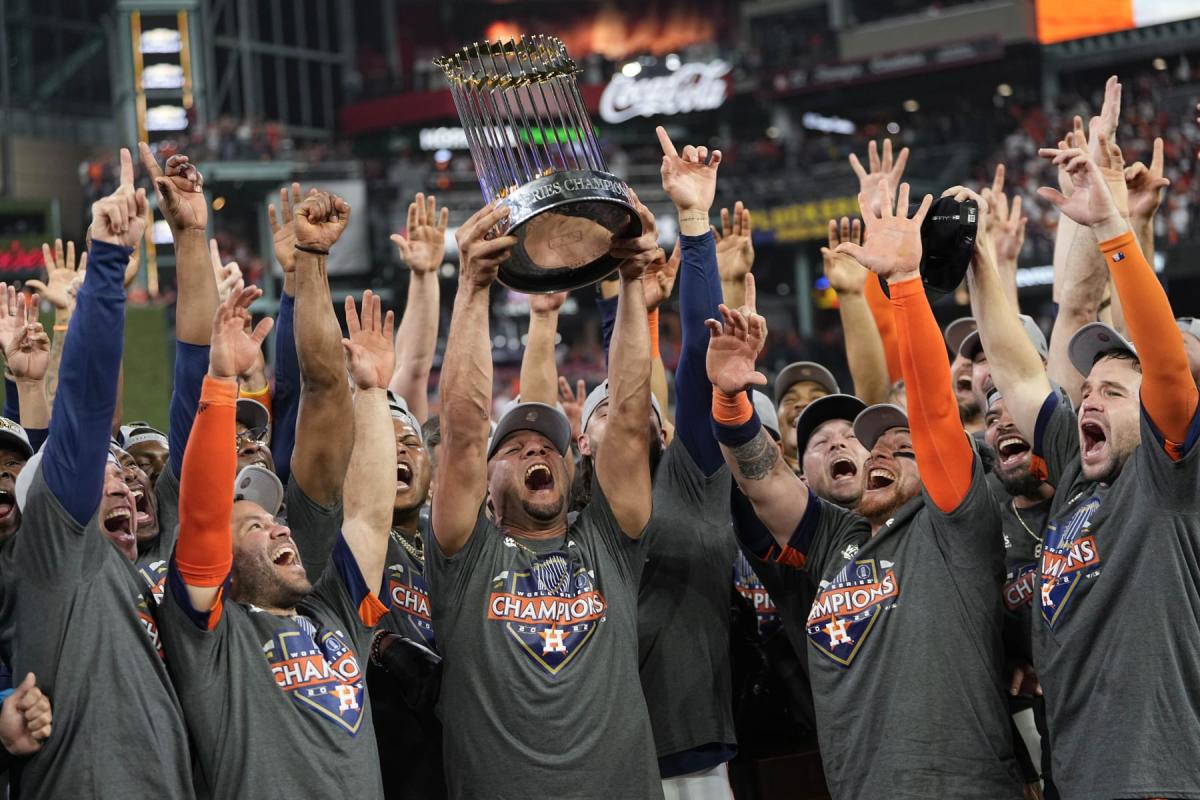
[1010,500,1044,545]
[391,528,424,564]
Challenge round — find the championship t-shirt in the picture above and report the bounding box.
[998,489,1049,669]
[741,462,1023,799]
[159,534,387,799]
[8,466,195,799]
[733,551,780,639]
[1031,392,1200,799]
[379,529,436,649]
[638,438,737,766]
[427,485,660,800]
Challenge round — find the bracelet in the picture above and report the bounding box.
[53,324,68,332]
[294,244,329,256]
[370,630,389,669]
[1098,298,1112,312]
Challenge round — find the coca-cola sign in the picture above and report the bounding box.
[599,60,731,124]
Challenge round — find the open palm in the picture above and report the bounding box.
[1036,148,1120,228]
[705,276,767,395]
[210,285,273,379]
[30,240,86,310]
[268,183,303,273]
[391,193,449,274]
[837,181,930,281]
[714,202,753,283]
[343,290,395,390]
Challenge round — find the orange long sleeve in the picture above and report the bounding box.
[866,277,902,382]
[890,276,974,512]
[176,376,238,587]
[1102,230,1198,451]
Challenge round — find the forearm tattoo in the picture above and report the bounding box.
[730,429,779,481]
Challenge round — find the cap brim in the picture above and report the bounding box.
[943,317,977,356]
[487,402,572,461]
[233,465,284,517]
[1068,322,1137,377]
[958,330,984,361]
[774,362,839,408]
[794,394,867,462]
[853,404,910,451]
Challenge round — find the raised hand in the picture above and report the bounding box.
[821,216,868,294]
[208,282,274,380]
[294,189,351,254]
[342,289,396,391]
[208,239,244,305]
[89,148,149,249]
[5,295,51,381]
[656,125,721,217]
[837,180,932,283]
[29,239,87,310]
[705,275,768,396]
[1036,143,1125,237]
[713,201,754,284]
[1086,75,1121,165]
[610,193,660,282]
[643,239,681,311]
[1125,137,1170,224]
[981,165,1027,265]
[138,142,206,232]
[529,291,567,315]
[267,182,303,273]
[558,376,587,439]
[455,203,517,292]
[391,192,449,274]
[0,673,52,756]
[849,139,910,216]
[0,285,23,354]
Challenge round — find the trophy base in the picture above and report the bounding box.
[497,170,643,293]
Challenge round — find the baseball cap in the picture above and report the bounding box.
[580,380,664,434]
[943,317,977,357]
[751,390,781,440]
[1177,317,1200,344]
[852,404,911,452]
[487,402,572,461]
[794,394,868,462]
[121,424,169,451]
[387,392,424,446]
[959,315,1048,362]
[0,417,33,460]
[773,362,840,409]
[233,465,284,517]
[236,398,272,444]
[1068,322,1138,378]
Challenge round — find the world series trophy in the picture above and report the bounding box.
[435,36,641,293]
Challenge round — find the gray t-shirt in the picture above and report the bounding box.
[8,466,194,799]
[380,530,436,650]
[1032,392,1200,799]
[638,438,737,764]
[159,533,385,799]
[427,486,661,800]
[284,478,343,586]
[741,463,1022,799]
[995,476,1050,677]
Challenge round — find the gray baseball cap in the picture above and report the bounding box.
[236,398,272,444]
[580,380,664,434]
[1177,317,1200,344]
[852,404,911,451]
[959,315,1048,362]
[795,394,868,462]
[773,362,840,409]
[1068,322,1138,377]
[233,465,284,517]
[487,402,572,461]
[751,390,781,440]
[387,392,424,446]
[943,317,977,358]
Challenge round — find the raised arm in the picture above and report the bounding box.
[432,204,516,556]
[823,217,889,405]
[657,125,724,474]
[837,181,972,512]
[1124,136,1169,280]
[714,202,753,312]
[29,240,85,412]
[1038,145,1197,446]
[980,164,1026,311]
[42,149,146,524]
[597,198,657,536]
[389,193,447,423]
[290,190,354,507]
[176,284,273,612]
[340,291,397,595]
[267,183,303,486]
[520,292,567,406]
[3,296,51,432]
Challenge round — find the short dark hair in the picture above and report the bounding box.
[421,415,441,448]
[1092,349,1142,372]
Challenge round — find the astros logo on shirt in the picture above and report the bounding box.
[386,561,436,649]
[262,617,366,734]
[135,559,168,659]
[487,544,606,675]
[806,558,900,667]
[1004,564,1037,611]
[733,553,779,638]
[1039,496,1102,628]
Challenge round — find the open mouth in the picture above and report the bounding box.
[132,488,154,528]
[997,435,1031,466]
[396,462,413,491]
[524,463,554,491]
[103,506,133,537]
[866,467,896,491]
[0,489,15,521]
[272,544,300,568]
[956,377,973,394]
[829,456,859,481]
[1080,421,1107,459]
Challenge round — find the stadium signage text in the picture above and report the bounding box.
[599,60,731,124]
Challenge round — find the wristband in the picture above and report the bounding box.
[53,324,68,332]
[294,244,329,256]
[647,308,660,360]
[712,404,762,448]
[712,389,753,426]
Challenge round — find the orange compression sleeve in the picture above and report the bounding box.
[712,389,753,426]
[1102,230,1198,450]
[648,307,660,360]
[176,375,238,586]
[866,277,902,382]
[890,276,974,512]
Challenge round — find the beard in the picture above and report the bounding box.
[234,555,311,610]
[958,399,981,423]
[998,469,1043,499]
[521,492,566,521]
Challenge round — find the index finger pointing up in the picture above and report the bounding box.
[744,272,756,313]
[119,148,135,188]
[655,126,678,158]
[136,142,161,181]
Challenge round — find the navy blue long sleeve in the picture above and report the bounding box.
[3,378,19,424]
[271,291,299,486]
[42,240,128,525]
[167,341,209,480]
[675,232,724,475]
[597,294,619,365]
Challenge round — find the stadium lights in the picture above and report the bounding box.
[997,83,1013,97]
[665,53,681,71]
[903,99,919,112]
[886,122,900,134]
[1153,57,1167,70]
[621,61,642,78]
